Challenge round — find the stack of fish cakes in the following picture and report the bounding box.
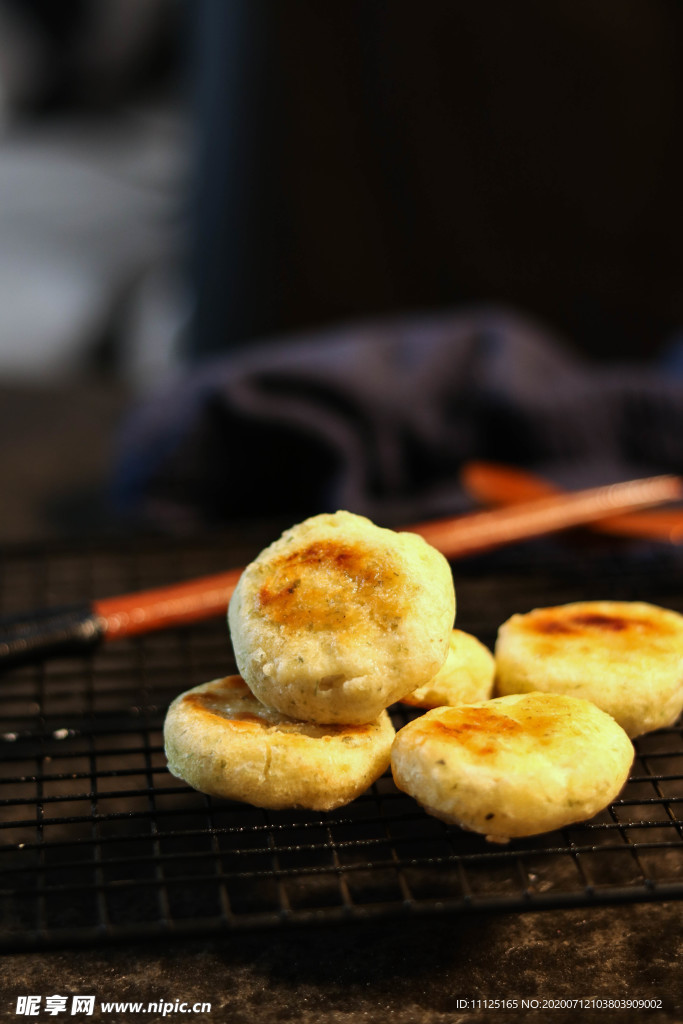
[164,510,456,811]
[164,508,683,842]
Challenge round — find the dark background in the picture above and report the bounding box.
[188,0,683,363]
[2,0,682,540]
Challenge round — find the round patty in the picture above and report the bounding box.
[164,676,395,811]
[494,600,683,737]
[401,629,495,709]
[391,692,634,842]
[228,510,456,724]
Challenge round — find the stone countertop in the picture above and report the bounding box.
[1,904,680,1023]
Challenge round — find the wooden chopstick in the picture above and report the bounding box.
[97,473,683,641]
[461,461,683,543]
[1,472,680,669]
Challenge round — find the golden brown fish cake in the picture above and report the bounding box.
[228,510,456,724]
[164,676,395,811]
[494,600,683,737]
[401,629,495,709]
[391,692,634,842]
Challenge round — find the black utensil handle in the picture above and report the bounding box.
[0,603,105,670]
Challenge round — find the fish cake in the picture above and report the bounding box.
[164,676,395,811]
[228,510,456,724]
[495,600,683,737]
[391,692,634,842]
[401,629,495,709]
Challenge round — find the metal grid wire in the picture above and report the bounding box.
[1,533,683,951]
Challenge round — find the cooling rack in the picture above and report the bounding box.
[1,532,683,951]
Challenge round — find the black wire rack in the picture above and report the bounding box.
[2,532,683,951]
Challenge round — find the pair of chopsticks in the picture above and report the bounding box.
[461,462,683,544]
[1,468,681,669]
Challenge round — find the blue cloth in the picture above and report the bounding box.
[112,308,683,531]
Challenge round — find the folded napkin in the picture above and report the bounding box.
[112,307,683,532]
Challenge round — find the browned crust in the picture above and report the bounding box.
[179,676,375,739]
[428,707,523,757]
[521,605,676,641]
[256,538,404,631]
